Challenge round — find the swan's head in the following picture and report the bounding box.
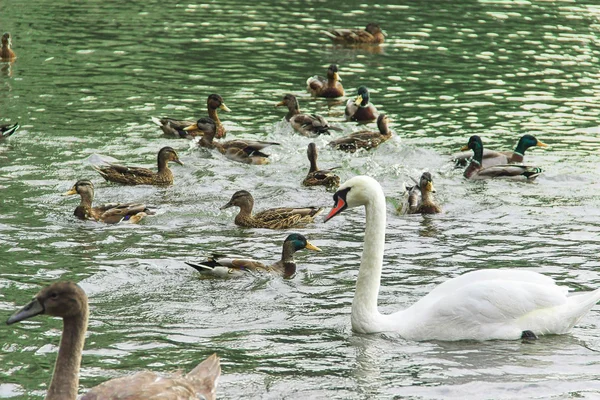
[324,175,382,222]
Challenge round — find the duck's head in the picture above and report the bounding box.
[327,64,341,82]
[419,172,436,193]
[7,282,87,324]
[2,33,11,47]
[63,179,94,198]
[461,135,483,152]
[354,86,370,107]
[307,142,318,161]
[276,94,299,111]
[221,190,253,210]
[284,233,321,253]
[518,134,547,152]
[207,94,231,112]
[365,23,383,35]
[158,146,184,166]
[376,114,389,133]
[184,117,217,138]
[324,175,382,221]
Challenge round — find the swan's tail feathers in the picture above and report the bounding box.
[186,353,221,400]
[565,288,600,327]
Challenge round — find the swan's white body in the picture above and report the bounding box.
[326,176,600,341]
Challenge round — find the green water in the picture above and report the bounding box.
[2,0,600,398]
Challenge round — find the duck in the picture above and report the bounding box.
[404,172,441,214]
[303,142,340,188]
[462,135,543,180]
[221,190,323,229]
[323,23,385,45]
[453,134,548,167]
[185,117,279,165]
[185,233,321,279]
[276,94,341,137]
[1,32,16,61]
[329,114,392,153]
[63,180,154,224]
[6,281,221,400]
[0,122,19,140]
[92,146,183,186]
[306,64,344,98]
[151,94,231,139]
[324,175,600,341]
[345,86,378,123]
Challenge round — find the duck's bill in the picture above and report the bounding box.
[333,72,342,82]
[183,124,198,132]
[220,103,231,112]
[63,187,77,196]
[354,95,363,106]
[305,241,321,252]
[275,101,285,107]
[537,140,548,147]
[425,181,436,193]
[220,202,233,210]
[6,298,44,325]
[174,159,184,166]
[460,145,469,151]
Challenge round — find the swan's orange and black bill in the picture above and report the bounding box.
[324,187,349,222]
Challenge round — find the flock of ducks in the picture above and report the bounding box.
[3,22,600,400]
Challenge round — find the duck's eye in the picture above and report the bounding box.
[50,292,58,299]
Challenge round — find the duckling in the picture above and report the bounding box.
[63,180,155,224]
[324,23,385,45]
[92,146,183,186]
[345,86,379,123]
[1,33,16,61]
[276,94,340,137]
[404,172,442,214]
[306,64,344,98]
[7,282,220,400]
[462,135,543,180]
[221,190,323,229]
[303,142,340,188]
[185,117,279,165]
[151,94,231,139]
[453,134,548,167]
[0,122,19,140]
[185,233,321,279]
[329,114,392,153]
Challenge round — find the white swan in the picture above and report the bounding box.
[324,175,600,341]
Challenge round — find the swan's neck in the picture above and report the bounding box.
[352,192,387,333]
[47,309,88,400]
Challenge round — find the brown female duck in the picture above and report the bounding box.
[405,172,442,214]
[1,32,16,61]
[151,94,231,139]
[276,94,340,137]
[185,233,321,279]
[92,146,183,186]
[221,190,323,229]
[324,23,385,45]
[303,142,340,188]
[307,64,344,98]
[185,117,279,165]
[7,281,221,400]
[453,134,548,167]
[63,180,154,224]
[345,86,379,123]
[329,114,392,153]
[0,122,19,140]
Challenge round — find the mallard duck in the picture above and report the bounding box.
[329,114,392,153]
[303,142,340,188]
[1,32,16,61]
[63,180,155,224]
[345,86,379,123]
[276,94,341,137]
[185,233,321,279]
[185,117,279,165]
[453,134,548,167]
[323,175,600,340]
[7,282,220,400]
[404,172,441,214]
[0,122,19,140]
[324,23,385,45]
[306,64,344,98]
[92,146,183,186]
[151,94,231,139]
[221,190,323,229]
[462,135,543,180]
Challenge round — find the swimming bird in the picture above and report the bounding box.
[185,233,321,279]
[404,172,441,214]
[221,190,323,229]
[0,122,19,140]
[306,64,344,98]
[462,135,543,180]
[276,94,340,137]
[6,281,221,400]
[186,117,279,165]
[345,86,378,123]
[453,134,548,167]
[329,114,392,153]
[63,180,154,224]
[92,146,183,186]
[303,142,340,188]
[1,32,16,61]
[151,94,231,139]
[324,23,385,45]
[324,176,600,341]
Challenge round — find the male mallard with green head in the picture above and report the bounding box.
[345,86,379,123]
[453,134,547,167]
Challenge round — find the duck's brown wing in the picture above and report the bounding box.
[329,131,381,152]
[93,163,155,183]
[291,114,333,136]
[325,28,374,44]
[255,206,323,222]
[93,202,153,224]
